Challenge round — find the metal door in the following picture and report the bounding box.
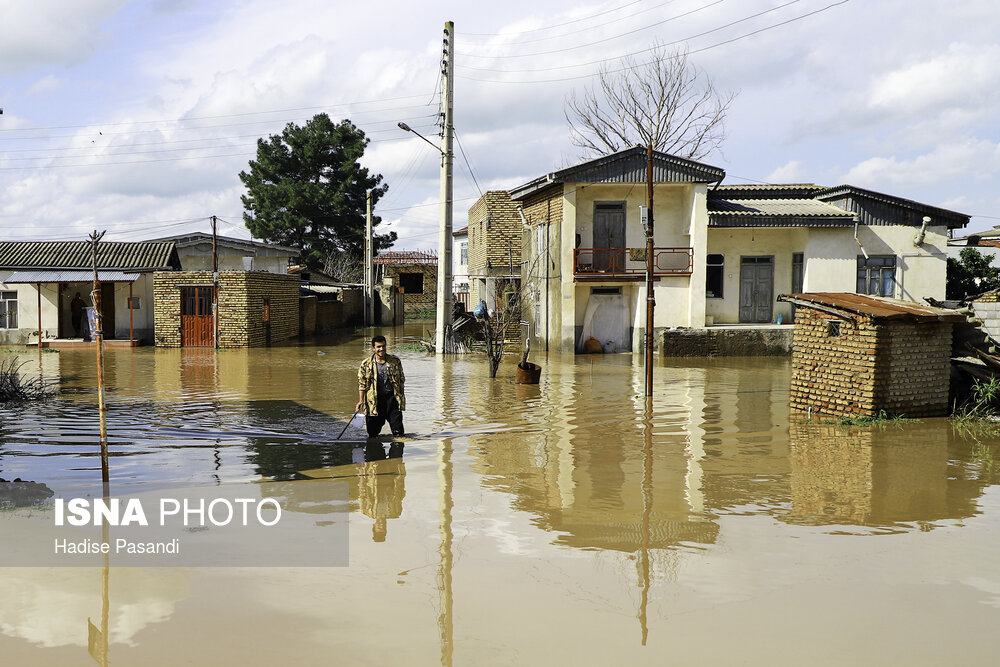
[791,253,804,321]
[593,203,625,272]
[181,286,214,347]
[739,257,774,323]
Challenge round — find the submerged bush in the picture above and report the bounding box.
[0,357,55,401]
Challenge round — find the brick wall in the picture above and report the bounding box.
[789,306,951,417]
[382,264,436,319]
[153,270,299,347]
[467,191,522,275]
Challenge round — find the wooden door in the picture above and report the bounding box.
[593,203,625,272]
[739,257,773,323]
[181,287,214,347]
[101,283,116,339]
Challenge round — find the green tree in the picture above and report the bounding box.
[947,247,1000,300]
[240,114,394,270]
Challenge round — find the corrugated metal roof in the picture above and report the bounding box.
[0,241,180,270]
[3,270,142,283]
[777,292,967,323]
[510,146,725,200]
[709,198,852,217]
[814,185,970,229]
[710,184,825,199]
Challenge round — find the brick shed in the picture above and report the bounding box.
[777,293,964,417]
[153,270,300,347]
[374,251,437,320]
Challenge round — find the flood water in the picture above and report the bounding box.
[2,325,1000,665]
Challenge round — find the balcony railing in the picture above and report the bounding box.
[573,247,693,277]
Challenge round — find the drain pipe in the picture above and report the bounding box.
[913,216,931,247]
[854,214,868,259]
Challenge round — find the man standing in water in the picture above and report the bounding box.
[356,335,406,438]
[70,292,87,337]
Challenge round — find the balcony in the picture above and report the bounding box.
[573,247,693,281]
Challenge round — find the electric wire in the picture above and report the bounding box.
[460,0,679,46]
[464,0,648,36]
[458,0,726,59]
[458,0,850,83]
[460,0,806,73]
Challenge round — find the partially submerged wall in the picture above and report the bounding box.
[789,306,951,417]
[659,327,792,357]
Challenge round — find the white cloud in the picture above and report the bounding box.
[868,43,1000,116]
[840,139,1000,189]
[766,160,807,183]
[0,0,128,74]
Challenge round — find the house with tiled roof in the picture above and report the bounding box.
[512,146,971,354]
[0,240,180,345]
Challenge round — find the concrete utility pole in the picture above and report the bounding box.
[211,215,219,349]
[89,230,109,485]
[365,192,374,326]
[645,144,655,398]
[435,20,455,354]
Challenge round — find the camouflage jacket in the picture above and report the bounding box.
[358,353,406,415]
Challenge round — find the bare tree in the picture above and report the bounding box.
[323,250,362,283]
[566,44,736,159]
[479,279,523,378]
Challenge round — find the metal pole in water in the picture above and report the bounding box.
[89,230,109,484]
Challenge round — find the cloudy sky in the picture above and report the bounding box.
[1,0,998,250]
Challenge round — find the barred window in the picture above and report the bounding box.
[857,255,896,297]
[0,291,18,329]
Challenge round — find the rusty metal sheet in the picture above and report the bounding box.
[777,292,968,323]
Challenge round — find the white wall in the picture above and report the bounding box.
[702,223,950,325]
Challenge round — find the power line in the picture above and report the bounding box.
[0,122,438,162]
[458,0,851,84]
[458,0,726,60]
[0,92,438,134]
[462,0,645,37]
[460,0,805,73]
[461,0,679,46]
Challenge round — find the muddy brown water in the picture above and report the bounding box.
[1,325,999,665]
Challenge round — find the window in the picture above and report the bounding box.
[827,320,841,337]
[857,256,896,297]
[460,242,468,265]
[706,254,724,298]
[0,291,17,329]
[399,272,423,294]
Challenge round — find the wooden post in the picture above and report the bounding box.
[89,230,109,485]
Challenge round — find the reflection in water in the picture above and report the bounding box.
[358,441,407,542]
[786,421,987,529]
[2,341,1000,663]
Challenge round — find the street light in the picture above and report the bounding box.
[398,120,454,354]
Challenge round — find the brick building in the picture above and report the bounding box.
[778,293,963,417]
[153,270,299,347]
[373,251,437,320]
[466,191,521,310]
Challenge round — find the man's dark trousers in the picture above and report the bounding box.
[366,396,404,437]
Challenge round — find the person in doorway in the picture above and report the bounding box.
[356,335,406,438]
[70,292,87,337]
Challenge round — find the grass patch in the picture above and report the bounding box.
[396,342,427,353]
[408,309,436,321]
[953,376,1000,423]
[821,410,919,426]
[0,357,57,401]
